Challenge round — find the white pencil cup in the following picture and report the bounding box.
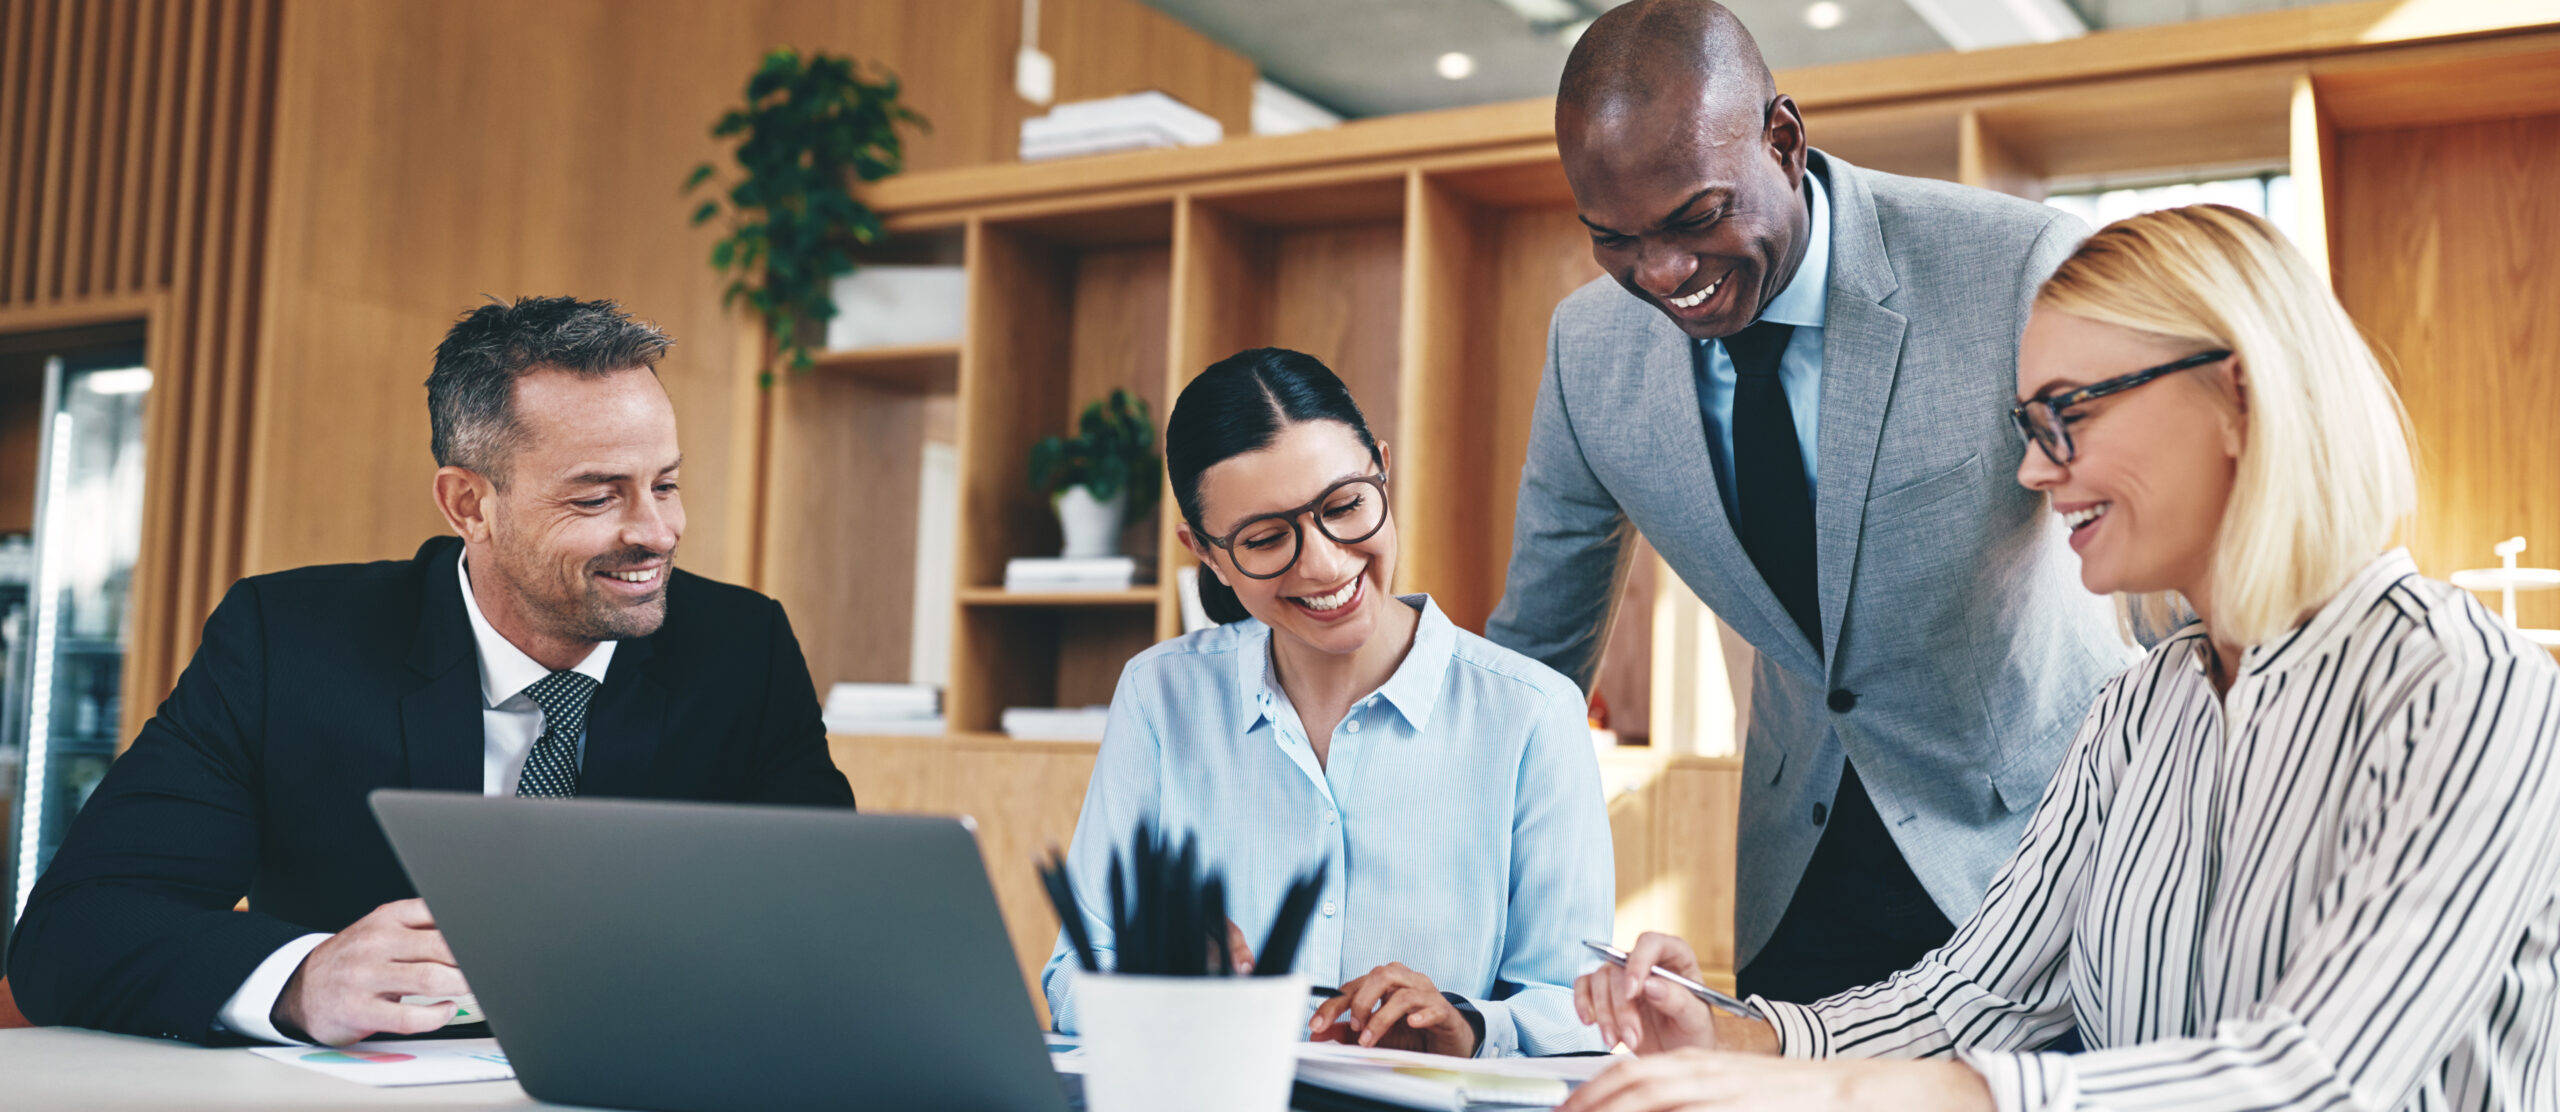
[1074,972,1308,1112]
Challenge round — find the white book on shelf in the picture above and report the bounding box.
[1020,131,1191,162]
[1023,91,1223,143]
[824,715,947,738]
[823,682,940,721]
[1005,556,1141,592]
[1001,706,1112,742]
[823,265,967,352]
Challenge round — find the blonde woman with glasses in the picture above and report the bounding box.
[1558,204,2560,1112]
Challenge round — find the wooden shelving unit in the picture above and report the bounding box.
[757,4,2560,1011]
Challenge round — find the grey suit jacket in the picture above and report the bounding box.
[1486,151,2136,967]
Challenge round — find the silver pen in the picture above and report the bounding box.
[1583,940,1764,1019]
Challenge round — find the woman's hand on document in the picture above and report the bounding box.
[1556,1052,1996,1112]
[1574,932,1737,1055]
[1309,962,1479,1057]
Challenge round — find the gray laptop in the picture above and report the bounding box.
[370,790,1072,1112]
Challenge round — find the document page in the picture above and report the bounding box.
[249,1037,515,1087]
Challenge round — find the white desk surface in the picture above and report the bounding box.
[0,1027,537,1111]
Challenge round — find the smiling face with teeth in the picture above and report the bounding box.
[1179,420,1403,660]
[1558,56,1813,342]
[2015,305,2245,603]
[436,365,685,671]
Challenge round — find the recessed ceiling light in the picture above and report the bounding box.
[1804,1,1846,29]
[1436,52,1477,80]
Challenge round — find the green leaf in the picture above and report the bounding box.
[710,239,734,269]
[682,163,715,192]
[691,200,720,226]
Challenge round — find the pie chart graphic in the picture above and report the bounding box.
[300,1049,417,1065]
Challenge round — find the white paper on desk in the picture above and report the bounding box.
[249,1037,514,1087]
[1294,1042,1622,1109]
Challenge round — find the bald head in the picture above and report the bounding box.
[1553,0,1813,342]
[1558,0,1774,127]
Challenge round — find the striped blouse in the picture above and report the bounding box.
[1756,549,2560,1112]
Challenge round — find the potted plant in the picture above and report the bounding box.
[686,48,925,378]
[1030,390,1161,559]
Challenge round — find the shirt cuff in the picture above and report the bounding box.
[1954,1049,2074,1112]
[1752,995,1831,1059]
[1460,993,1513,1058]
[214,933,330,1045]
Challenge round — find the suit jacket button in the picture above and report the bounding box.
[1827,688,1856,712]
[1812,802,1829,826]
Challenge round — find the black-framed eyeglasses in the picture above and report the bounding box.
[1196,473,1390,580]
[2011,349,2231,466]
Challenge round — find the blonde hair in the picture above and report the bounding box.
[2036,204,2415,649]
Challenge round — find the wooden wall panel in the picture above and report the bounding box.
[0,0,279,742]
[2335,113,2560,635]
[246,0,1253,601]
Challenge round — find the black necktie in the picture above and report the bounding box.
[1724,321,1822,652]
[515,670,598,799]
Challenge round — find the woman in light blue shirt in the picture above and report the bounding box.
[1042,347,1614,1058]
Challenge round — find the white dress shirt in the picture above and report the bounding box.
[1694,169,1830,523]
[212,555,613,1043]
[1757,550,2560,1112]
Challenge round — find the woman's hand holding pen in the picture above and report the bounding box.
[1574,932,1775,1056]
[1309,963,1478,1058]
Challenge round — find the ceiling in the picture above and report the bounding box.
[1139,0,2363,119]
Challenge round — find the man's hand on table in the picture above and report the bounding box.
[272,898,470,1046]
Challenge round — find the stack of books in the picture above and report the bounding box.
[1001,706,1111,742]
[1005,556,1142,593]
[1019,91,1223,162]
[822,683,943,736]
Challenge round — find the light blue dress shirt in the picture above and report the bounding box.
[1042,595,1614,1057]
[1696,171,1832,523]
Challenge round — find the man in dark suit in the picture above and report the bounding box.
[5,296,853,1046]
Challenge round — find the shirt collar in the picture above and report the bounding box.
[457,554,615,709]
[2237,548,2418,678]
[1754,171,1831,330]
[1232,594,1458,735]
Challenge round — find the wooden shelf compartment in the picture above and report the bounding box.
[1401,162,1603,634]
[948,592,1161,736]
[1172,176,1411,440]
[757,353,959,694]
[1958,63,2300,199]
[947,203,1179,739]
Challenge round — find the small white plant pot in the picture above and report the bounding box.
[1074,972,1308,1112]
[1055,486,1128,558]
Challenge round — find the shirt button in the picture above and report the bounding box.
[1326,810,1338,825]
[1827,688,1857,713]
[1322,900,1338,917]
[1812,802,1829,826]
[1346,720,1362,734]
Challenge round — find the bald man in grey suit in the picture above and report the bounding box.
[1486,0,2133,1005]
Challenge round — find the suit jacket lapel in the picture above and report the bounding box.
[1640,309,1825,678]
[1809,152,1908,660]
[403,539,485,793]
[578,636,665,798]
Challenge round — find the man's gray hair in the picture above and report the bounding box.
[426,296,673,485]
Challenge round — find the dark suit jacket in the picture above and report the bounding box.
[5,536,854,1041]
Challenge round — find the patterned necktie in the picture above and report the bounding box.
[1724,319,1822,652]
[514,670,598,799]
